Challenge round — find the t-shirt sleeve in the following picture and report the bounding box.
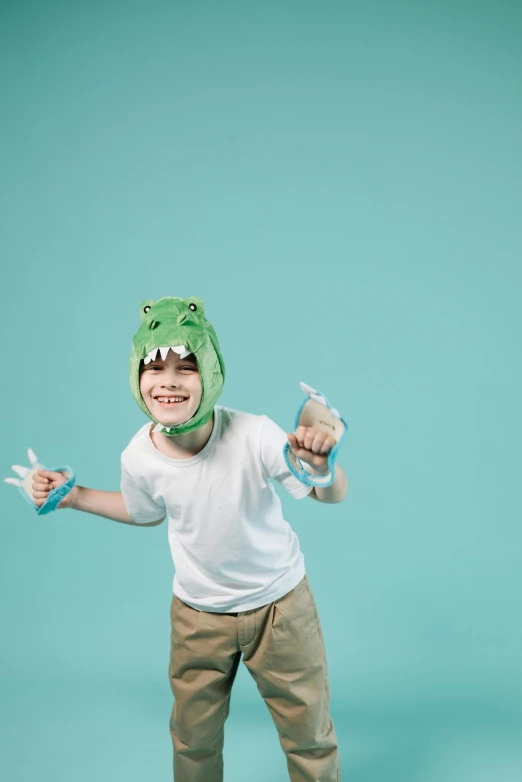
[260,415,313,500]
[120,456,167,524]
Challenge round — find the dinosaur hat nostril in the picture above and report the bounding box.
[177,313,187,325]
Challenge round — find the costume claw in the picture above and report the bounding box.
[4,449,39,488]
[12,464,30,478]
[300,382,317,397]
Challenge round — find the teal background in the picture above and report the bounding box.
[1,1,521,779]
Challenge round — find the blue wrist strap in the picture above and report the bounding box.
[18,465,76,516]
[283,383,349,489]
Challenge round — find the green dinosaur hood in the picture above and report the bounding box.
[130,296,225,435]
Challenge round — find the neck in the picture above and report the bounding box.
[153,411,215,459]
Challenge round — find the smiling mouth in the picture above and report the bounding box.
[154,397,188,405]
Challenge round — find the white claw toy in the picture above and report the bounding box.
[4,448,76,516]
[283,382,349,488]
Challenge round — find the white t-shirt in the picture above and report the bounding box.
[120,405,313,613]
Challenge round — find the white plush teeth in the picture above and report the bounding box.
[330,408,341,419]
[310,393,328,407]
[143,345,190,363]
[28,448,38,466]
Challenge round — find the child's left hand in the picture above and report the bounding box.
[287,426,336,475]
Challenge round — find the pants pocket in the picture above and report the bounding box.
[270,577,325,664]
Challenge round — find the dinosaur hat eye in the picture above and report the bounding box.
[144,305,151,313]
[189,303,197,312]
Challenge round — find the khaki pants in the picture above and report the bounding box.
[168,573,340,781]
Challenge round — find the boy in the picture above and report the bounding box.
[7,296,348,782]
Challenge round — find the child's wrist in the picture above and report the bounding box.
[302,463,330,476]
[68,485,80,510]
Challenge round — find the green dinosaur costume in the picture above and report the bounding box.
[130,296,225,435]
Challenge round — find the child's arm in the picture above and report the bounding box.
[34,470,164,526]
[305,465,348,504]
[283,381,349,502]
[287,429,349,504]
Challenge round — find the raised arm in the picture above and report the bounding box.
[5,454,164,527]
[284,381,349,503]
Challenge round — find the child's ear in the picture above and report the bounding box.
[138,299,156,322]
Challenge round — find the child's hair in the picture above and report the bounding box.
[139,352,199,372]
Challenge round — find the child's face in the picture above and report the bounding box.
[139,349,202,427]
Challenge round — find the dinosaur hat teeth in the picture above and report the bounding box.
[130,297,225,436]
[142,345,192,364]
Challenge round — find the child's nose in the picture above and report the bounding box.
[162,369,181,385]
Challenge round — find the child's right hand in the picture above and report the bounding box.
[32,470,77,510]
[4,448,77,513]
